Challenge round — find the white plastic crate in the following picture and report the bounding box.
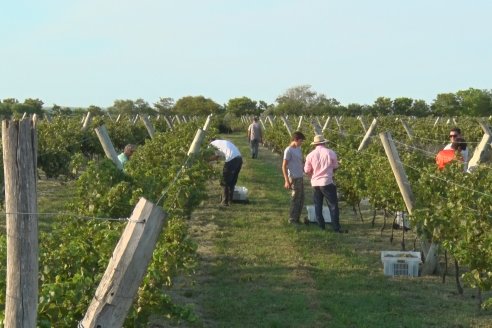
[232,186,248,201]
[306,205,331,223]
[381,251,421,277]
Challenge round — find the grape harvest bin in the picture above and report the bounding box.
[381,251,421,277]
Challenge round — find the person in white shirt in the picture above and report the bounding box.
[210,139,243,206]
[444,128,469,171]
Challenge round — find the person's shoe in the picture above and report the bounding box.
[303,217,310,225]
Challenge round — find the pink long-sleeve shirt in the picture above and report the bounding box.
[304,145,339,187]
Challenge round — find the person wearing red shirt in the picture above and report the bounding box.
[436,137,467,170]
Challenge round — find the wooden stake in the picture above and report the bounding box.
[80,198,167,328]
[94,125,123,170]
[3,119,39,327]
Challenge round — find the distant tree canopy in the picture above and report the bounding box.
[3,86,491,118]
[0,98,45,118]
[107,98,155,116]
[273,85,340,115]
[270,86,491,117]
[154,97,175,115]
[226,97,261,116]
[173,96,222,115]
[87,105,104,116]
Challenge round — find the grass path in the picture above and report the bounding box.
[169,133,492,328]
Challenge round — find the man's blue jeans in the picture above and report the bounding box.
[313,183,340,231]
[250,139,259,158]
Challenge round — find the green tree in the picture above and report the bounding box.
[343,103,365,116]
[134,98,155,116]
[174,96,222,115]
[154,97,175,115]
[311,96,340,115]
[371,97,393,115]
[108,99,135,116]
[274,85,339,115]
[456,88,492,117]
[88,105,104,116]
[11,98,44,117]
[258,100,271,113]
[226,97,258,116]
[410,99,430,117]
[431,93,462,116]
[51,104,73,116]
[24,98,44,111]
[275,85,317,114]
[0,102,12,118]
[392,97,414,116]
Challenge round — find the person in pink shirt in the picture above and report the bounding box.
[304,135,347,233]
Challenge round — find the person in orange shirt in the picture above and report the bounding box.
[436,137,467,170]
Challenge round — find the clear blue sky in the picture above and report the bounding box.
[1,0,491,108]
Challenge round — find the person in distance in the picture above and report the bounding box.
[443,127,469,170]
[118,144,136,167]
[247,117,263,159]
[436,137,467,171]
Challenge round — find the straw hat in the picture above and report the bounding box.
[311,134,328,145]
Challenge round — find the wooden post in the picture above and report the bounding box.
[82,112,93,131]
[32,114,38,128]
[280,116,293,136]
[379,132,414,214]
[322,116,331,132]
[94,125,123,170]
[311,119,322,135]
[188,129,206,156]
[296,116,303,131]
[380,132,441,274]
[259,117,267,131]
[433,117,440,127]
[3,119,39,327]
[266,115,274,127]
[116,114,121,123]
[400,118,414,139]
[203,114,212,131]
[140,115,155,138]
[335,117,343,134]
[132,114,139,125]
[80,198,167,328]
[357,118,377,151]
[163,115,174,131]
[358,116,367,132]
[478,119,492,136]
[174,115,182,125]
[468,134,492,172]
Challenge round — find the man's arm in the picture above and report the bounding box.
[282,159,291,189]
[304,156,313,176]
